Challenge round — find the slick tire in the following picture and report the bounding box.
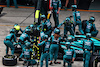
[2,55,17,66]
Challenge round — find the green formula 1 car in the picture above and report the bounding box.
[60,35,100,67]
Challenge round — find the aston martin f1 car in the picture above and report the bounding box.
[60,34,100,67]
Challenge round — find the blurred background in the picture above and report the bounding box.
[0,0,100,10]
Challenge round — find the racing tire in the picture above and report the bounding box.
[2,55,17,66]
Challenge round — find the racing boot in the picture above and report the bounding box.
[54,61,61,64]
[23,61,27,65]
[49,62,53,65]
[19,58,23,61]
